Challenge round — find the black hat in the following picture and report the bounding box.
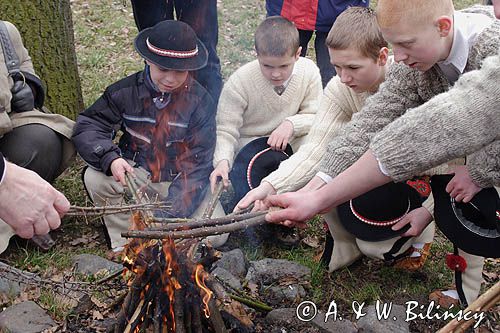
[230,137,293,198]
[431,175,500,258]
[134,20,208,71]
[337,182,424,241]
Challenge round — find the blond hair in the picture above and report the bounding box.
[255,16,300,57]
[326,7,388,61]
[377,0,454,28]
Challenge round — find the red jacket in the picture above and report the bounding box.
[266,0,369,32]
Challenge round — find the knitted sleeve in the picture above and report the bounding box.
[212,72,248,168]
[264,78,355,193]
[285,60,322,137]
[467,140,500,188]
[371,52,500,182]
[318,63,423,177]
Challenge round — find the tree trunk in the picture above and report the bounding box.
[0,0,83,120]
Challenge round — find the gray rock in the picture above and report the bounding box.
[211,267,242,290]
[266,284,306,305]
[0,301,55,333]
[312,310,357,333]
[265,308,301,326]
[72,254,122,275]
[245,258,310,285]
[357,304,409,333]
[0,274,22,297]
[214,249,247,278]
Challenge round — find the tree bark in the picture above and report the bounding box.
[0,0,83,120]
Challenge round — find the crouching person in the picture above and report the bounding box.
[0,21,75,254]
[73,20,226,252]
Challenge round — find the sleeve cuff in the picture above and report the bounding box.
[315,171,332,184]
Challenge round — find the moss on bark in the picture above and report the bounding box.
[0,1,83,120]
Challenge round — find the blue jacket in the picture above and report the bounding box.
[73,68,216,218]
[267,0,369,32]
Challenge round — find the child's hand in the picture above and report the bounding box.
[209,160,230,193]
[268,120,294,151]
[110,158,135,185]
[235,181,276,212]
[446,166,482,203]
[392,207,433,237]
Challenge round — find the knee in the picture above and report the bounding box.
[83,167,124,202]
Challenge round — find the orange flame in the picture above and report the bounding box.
[194,264,213,318]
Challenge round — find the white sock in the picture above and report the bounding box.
[410,243,425,258]
[442,290,459,299]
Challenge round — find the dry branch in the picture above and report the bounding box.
[122,214,268,240]
[67,203,171,217]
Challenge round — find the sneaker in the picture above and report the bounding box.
[393,243,431,271]
[428,289,460,308]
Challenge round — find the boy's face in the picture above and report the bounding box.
[329,47,388,93]
[380,17,451,72]
[147,61,189,93]
[257,48,301,86]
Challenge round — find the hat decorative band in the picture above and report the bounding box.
[451,198,500,238]
[350,199,410,227]
[146,38,199,58]
[246,147,289,189]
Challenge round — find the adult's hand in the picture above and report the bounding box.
[110,158,135,186]
[446,166,482,203]
[235,181,276,212]
[267,120,294,151]
[209,160,230,193]
[0,162,70,238]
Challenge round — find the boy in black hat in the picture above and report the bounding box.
[73,20,225,251]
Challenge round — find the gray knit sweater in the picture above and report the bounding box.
[319,14,500,187]
[371,49,500,187]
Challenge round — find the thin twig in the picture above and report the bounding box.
[122,215,268,239]
[202,181,224,219]
[148,211,267,231]
[66,203,171,217]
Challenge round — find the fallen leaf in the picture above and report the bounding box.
[70,237,89,246]
[301,236,320,248]
[92,309,104,320]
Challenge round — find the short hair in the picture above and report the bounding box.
[377,0,454,28]
[255,16,300,57]
[326,7,388,61]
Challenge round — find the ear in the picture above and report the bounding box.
[377,47,389,66]
[436,16,452,37]
[295,46,302,59]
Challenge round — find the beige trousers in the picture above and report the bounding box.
[323,207,436,272]
[84,163,227,249]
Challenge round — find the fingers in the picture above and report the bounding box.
[209,173,217,193]
[392,216,410,231]
[15,223,35,239]
[53,190,70,217]
[33,217,51,235]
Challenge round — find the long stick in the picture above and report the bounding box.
[148,211,267,231]
[67,203,171,216]
[202,182,224,219]
[122,215,268,239]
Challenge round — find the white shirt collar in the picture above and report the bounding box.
[438,11,492,84]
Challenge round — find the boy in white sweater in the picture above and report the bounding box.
[209,16,322,207]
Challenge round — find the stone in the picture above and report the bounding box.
[312,310,357,333]
[214,249,247,278]
[211,267,242,290]
[266,284,306,305]
[72,254,122,276]
[0,274,22,297]
[265,308,302,326]
[245,258,310,285]
[0,301,55,333]
[356,304,410,333]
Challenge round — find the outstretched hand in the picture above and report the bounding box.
[392,207,433,237]
[0,162,70,238]
[264,190,321,228]
[235,181,276,213]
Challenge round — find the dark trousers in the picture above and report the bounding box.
[0,124,62,183]
[130,0,223,102]
[299,30,336,87]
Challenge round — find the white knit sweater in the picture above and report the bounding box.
[263,75,369,193]
[213,57,322,168]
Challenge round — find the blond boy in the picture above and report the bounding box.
[209,16,322,203]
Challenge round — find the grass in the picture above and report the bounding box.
[3,0,498,332]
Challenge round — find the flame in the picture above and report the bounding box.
[194,264,213,318]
